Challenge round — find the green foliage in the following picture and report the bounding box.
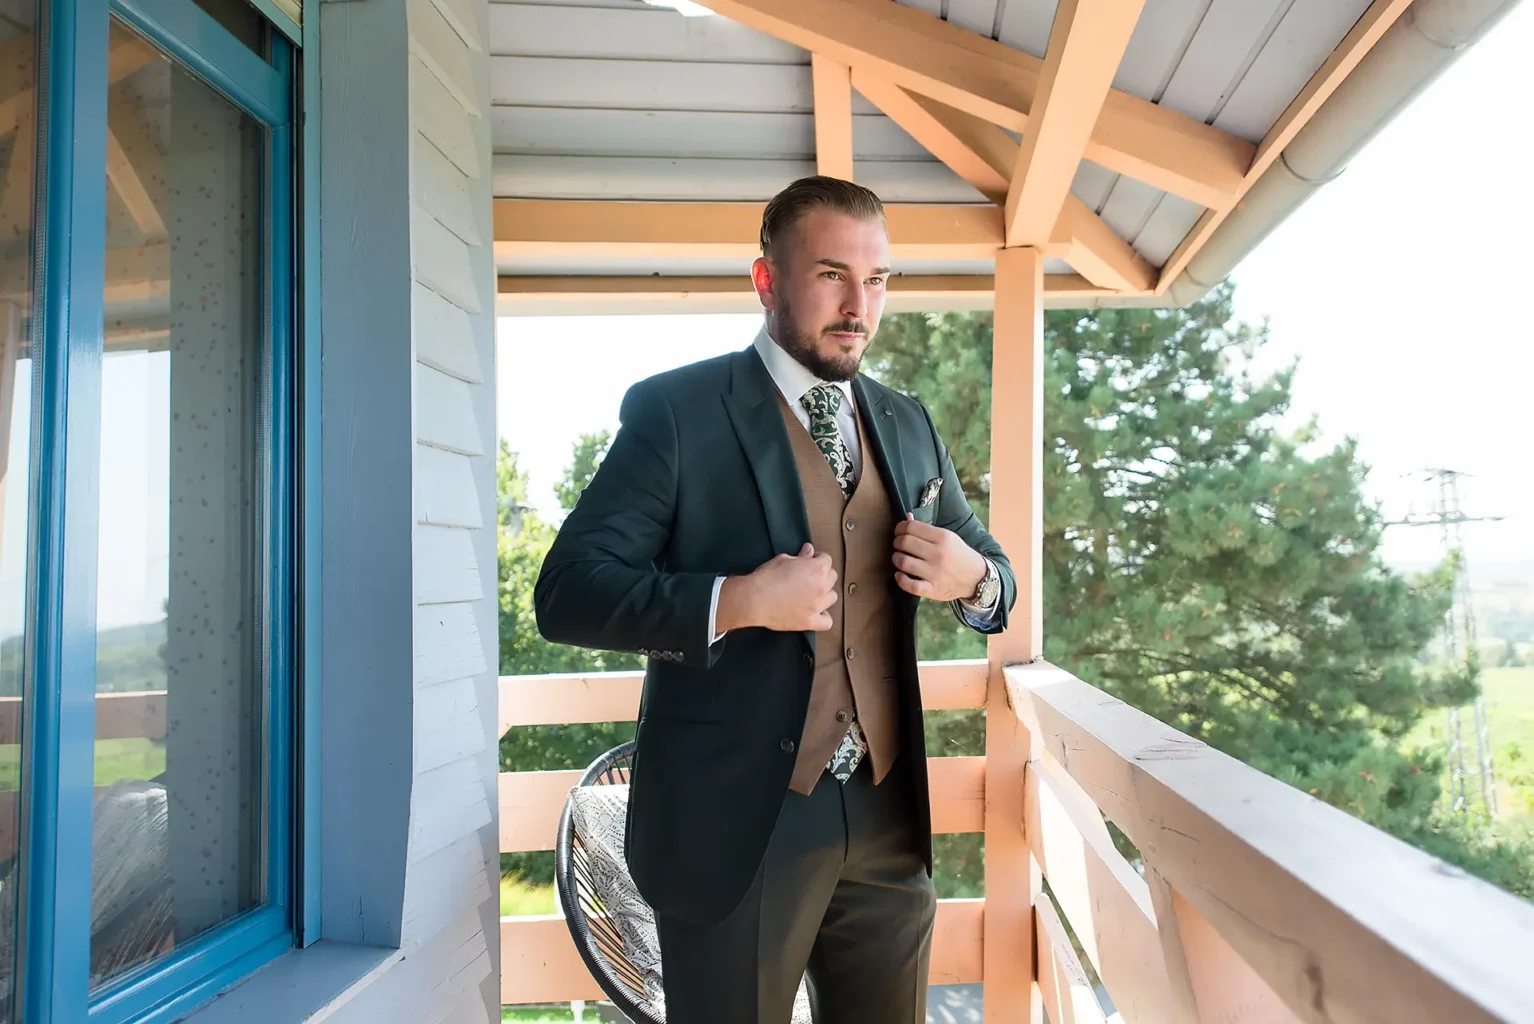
[497,438,638,884]
[866,282,1532,900]
[554,431,612,513]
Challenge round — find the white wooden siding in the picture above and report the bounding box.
[413,54,479,177]
[417,444,485,530]
[414,283,483,384]
[416,139,482,247]
[415,524,484,606]
[417,365,485,456]
[415,602,491,688]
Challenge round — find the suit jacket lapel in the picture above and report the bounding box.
[854,375,911,517]
[722,347,811,559]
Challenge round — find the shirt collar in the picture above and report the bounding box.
[753,325,856,412]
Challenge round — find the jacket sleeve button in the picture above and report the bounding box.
[780,738,796,753]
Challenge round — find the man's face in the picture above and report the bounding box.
[751,207,891,382]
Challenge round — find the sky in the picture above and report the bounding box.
[497,2,1534,571]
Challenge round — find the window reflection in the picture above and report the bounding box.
[0,0,39,1013]
[91,20,267,988]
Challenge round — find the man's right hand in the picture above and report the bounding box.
[717,543,837,633]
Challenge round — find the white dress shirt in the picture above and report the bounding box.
[706,327,999,645]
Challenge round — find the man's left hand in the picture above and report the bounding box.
[892,515,987,601]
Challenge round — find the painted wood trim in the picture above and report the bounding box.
[1006,661,1534,1024]
[811,52,854,179]
[1004,0,1146,247]
[1024,754,1172,1024]
[500,899,983,1004]
[495,273,1119,315]
[498,754,986,854]
[1058,195,1156,292]
[985,246,1046,1024]
[1156,0,1414,293]
[1036,895,1110,1024]
[698,0,1251,211]
[493,198,1005,261]
[850,71,1012,203]
[498,658,989,732]
[427,0,480,54]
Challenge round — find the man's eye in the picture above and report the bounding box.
[823,271,841,280]
[869,277,887,287]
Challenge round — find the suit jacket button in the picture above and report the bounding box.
[675,652,684,662]
[638,648,649,656]
[780,739,796,753]
[803,652,814,666]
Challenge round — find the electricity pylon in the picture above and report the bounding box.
[1385,469,1503,818]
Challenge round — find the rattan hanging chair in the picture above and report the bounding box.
[554,741,813,1024]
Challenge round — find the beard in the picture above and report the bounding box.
[773,289,867,383]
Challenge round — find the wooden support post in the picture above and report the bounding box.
[985,246,1045,1023]
[811,53,854,180]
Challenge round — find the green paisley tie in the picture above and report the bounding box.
[800,384,868,782]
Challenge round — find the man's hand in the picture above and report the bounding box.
[893,515,987,601]
[717,543,838,633]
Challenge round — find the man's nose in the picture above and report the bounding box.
[841,281,868,321]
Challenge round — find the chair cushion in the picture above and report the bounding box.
[567,783,812,1023]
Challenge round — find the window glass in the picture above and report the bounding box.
[91,19,267,989]
[0,0,38,1014]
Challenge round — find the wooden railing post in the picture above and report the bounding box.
[985,245,1045,1023]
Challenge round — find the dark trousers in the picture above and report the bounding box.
[654,758,937,1024]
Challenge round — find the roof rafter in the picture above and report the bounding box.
[493,198,1008,261]
[1004,0,1145,248]
[1157,0,1415,293]
[699,0,1252,211]
[851,73,1153,292]
[496,273,1115,316]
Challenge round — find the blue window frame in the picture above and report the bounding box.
[12,0,304,1018]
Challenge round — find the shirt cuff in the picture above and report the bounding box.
[956,558,1001,625]
[708,575,727,645]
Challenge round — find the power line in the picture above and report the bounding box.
[1385,469,1501,818]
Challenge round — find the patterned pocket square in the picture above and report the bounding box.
[918,477,943,508]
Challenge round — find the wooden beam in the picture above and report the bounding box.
[1036,896,1109,1024]
[1008,661,1534,1024]
[0,103,34,242]
[985,246,1046,1024]
[699,0,1251,211]
[494,273,1118,316]
[812,53,854,179]
[1157,0,1414,294]
[499,659,990,733]
[1005,0,1146,247]
[1,37,157,137]
[105,97,168,243]
[1025,754,1174,1024]
[850,72,1013,204]
[1055,196,1156,292]
[499,754,985,853]
[851,73,1154,291]
[493,198,1004,261]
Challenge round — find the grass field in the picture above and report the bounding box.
[1407,666,1534,820]
[0,737,165,792]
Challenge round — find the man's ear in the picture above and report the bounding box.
[750,257,776,311]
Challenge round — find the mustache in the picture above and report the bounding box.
[822,320,868,337]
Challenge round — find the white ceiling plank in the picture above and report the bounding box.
[1111,0,1212,99]
[945,0,1001,38]
[488,1,806,62]
[1155,0,1287,124]
[995,0,1061,59]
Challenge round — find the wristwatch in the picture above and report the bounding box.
[970,558,1001,610]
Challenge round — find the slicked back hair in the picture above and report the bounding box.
[759,176,886,267]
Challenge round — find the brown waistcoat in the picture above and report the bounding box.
[777,392,902,794]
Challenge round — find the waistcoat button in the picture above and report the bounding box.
[847,582,858,596]
[835,709,851,723]
[846,647,856,660]
[844,519,856,531]
[780,738,796,753]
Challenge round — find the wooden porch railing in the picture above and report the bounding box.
[0,690,168,859]
[499,660,1534,1023]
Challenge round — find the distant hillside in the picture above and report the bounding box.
[1390,558,1534,650]
[0,619,168,697]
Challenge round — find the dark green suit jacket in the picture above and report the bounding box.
[534,345,1015,926]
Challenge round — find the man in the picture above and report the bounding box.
[534,176,1015,1023]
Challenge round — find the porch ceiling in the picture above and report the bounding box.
[487,0,1416,312]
